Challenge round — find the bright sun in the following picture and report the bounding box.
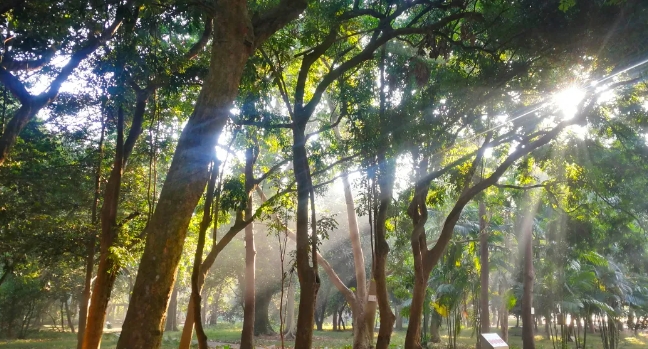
[552,86,586,119]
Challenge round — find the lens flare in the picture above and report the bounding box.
[552,86,586,119]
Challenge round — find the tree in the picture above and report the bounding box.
[116,2,306,347]
[0,0,136,165]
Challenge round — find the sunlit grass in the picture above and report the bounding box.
[0,324,647,349]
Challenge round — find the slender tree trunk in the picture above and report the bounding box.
[191,159,219,349]
[499,281,509,342]
[333,308,338,331]
[341,169,370,349]
[284,274,296,339]
[82,106,127,349]
[165,283,178,332]
[292,123,319,349]
[61,301,66,332]
[241,147,256,349]
[64,297,75,333]
[77,117,105,349]
[370,155,395,349]
[479,201,489,348]
[521,214,535,349]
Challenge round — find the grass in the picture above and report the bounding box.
[0,324,646,349]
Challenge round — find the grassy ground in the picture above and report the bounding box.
[1,324,646,349]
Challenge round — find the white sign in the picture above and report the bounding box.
[368,295,377,302]
[481,333,508,349]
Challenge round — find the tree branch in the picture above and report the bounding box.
[254,157,292,185]
[252,0,308,47]
[183,15,213,61]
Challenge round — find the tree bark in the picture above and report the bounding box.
[64,297,75,334]
[82,106,127,349]
[165,283,178,332]
[191,159,219,349]
[430,310,441,343]
[241,146,256,349]
[292,123,320,349]
[117,1,306,347]
[83,91,150,349]
[284,274,296,339]
[209,290,220,326]
[479,201,490,348]
[499,281,509,342]
[77,117,105,349]
[374,152,396,349]
[255,289,276,336]
[395,306,403,331]
[521,214,535,349]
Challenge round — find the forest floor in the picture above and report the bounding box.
[0,323,646,349]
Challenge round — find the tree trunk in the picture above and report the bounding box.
[165,283,178,332]
[77,118,105,349]
[333,308,338,331]
[284,275,296,339]
[479,201,489,348]
[82,106,129,349]
[292,123,319,349]
[209,290,220,326]
[364,280,377,345]
[521,214,535,349]
[201,287,209,326]
[405,275,428,349]
[61,301,66,332]
[191,159,219,349]
[64,297,75,333]
[499,282,509,342]
[116,11,248,349]
[241,146,256,349]
[116,0,307,344]
[430,310,441,343]
[395,306,403,331]
[374,152,396,349]
[340,168,371,349]
[253,289,275,336]
[314,285,330,332]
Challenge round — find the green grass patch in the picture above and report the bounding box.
[0,324,646,349]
